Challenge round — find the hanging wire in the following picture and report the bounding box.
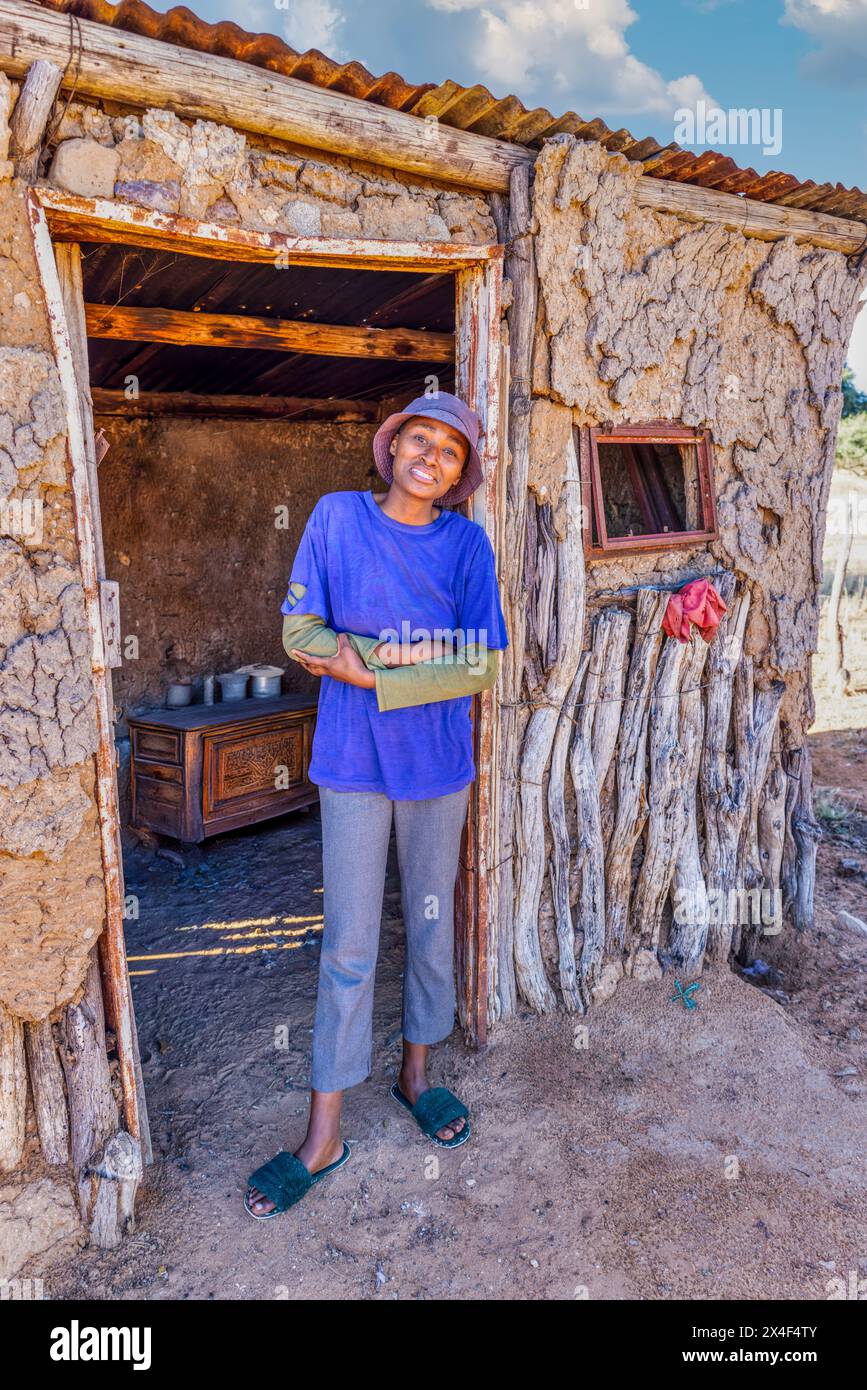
[42,13,85,151]
[590,567,729,597]
[500,674,714,720]
[502,230,535,255]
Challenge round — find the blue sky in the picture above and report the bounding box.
[142,0,867,382]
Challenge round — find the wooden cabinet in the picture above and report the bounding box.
[127,695,318,842]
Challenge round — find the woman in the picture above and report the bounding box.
[244,391,509,1219]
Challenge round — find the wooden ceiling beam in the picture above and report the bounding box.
[217,270,453,395]
[91,389,380,420]
[35,189,501,269]
[84,303,455,361]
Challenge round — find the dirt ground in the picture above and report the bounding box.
[23,476,867,1302]
[26,772,866,1302]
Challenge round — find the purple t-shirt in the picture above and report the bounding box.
[280,489,509,800]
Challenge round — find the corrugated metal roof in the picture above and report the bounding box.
[37,0,867,225]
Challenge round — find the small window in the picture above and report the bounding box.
[579,423,718,559]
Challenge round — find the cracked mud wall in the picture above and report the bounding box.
[0,176,104,1022]
[496,136,867,1015]
[530,136,867,740]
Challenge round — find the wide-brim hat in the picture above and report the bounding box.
[372,392,484,506]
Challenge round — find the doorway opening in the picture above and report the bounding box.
[31,191,503,1169]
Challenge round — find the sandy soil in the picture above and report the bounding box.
[25,476,867,1301]
[29,786,866,1302]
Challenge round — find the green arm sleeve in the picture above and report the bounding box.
[374,645,500,713]
[282,611,389,669]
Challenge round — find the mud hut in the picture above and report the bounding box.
[1,0,866,1267]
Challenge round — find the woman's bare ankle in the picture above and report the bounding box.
[295,1131,343,1174]
[397,1066,429,1104]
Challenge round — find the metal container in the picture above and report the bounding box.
[217,671,249,702]
[166,680,192,708]
[250,671,282,699]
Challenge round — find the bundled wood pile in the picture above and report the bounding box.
[496,544,801,1014]
[0,953,143,1248]
[490,161,819,1020]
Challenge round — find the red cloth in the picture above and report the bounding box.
[662,577,727,644]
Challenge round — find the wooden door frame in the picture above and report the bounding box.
[26,189,504,1151]
[454,263,504,1047]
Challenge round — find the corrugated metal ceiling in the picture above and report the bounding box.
[37,0,867,225]
[81,240,456,401]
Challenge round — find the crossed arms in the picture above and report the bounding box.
[281,589,499,713]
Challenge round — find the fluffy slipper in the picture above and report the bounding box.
[390,1082,471,1149]
[244,1141,351,1220]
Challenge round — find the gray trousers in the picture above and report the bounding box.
[310,783,471,1092]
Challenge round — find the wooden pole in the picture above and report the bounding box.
[589,608,631,851]
[630,633,693,958]
[547,655,586,1011]
[513,430,584,1014]
[569,654,607,1005]
[0,1004,27,1173]
[667,637,712,977]
[699,576,750,962]
[756,751,787,940]
[54,243,153,1167]
[736,668,786,894]
[604,588,668,955]
[492,164,535,1021]
[91,389,379,420]
[826,495,854,699]
[485,324,510,1027]
[454,253,503,1047]
[26,198,148,1163]
[634,175,867,257]
[59,953,141,1246]
[23,1019,70,1165]
[8,57,62,180]
[782,740,821,933]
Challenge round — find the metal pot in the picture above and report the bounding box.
[217,671,249,702]
[250,671,282,699]
[166,680,192,708]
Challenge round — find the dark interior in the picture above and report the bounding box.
[81,240,457,840]
[76,244,462,1159]
[596,440,701,540]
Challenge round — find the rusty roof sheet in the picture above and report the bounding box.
[37,0,867,226]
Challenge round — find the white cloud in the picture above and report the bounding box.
[783,0,867,84]
[686,0,739,11]
[425,0,716,118]
[252,0,349,58]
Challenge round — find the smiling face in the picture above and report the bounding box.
[388,416,470,502]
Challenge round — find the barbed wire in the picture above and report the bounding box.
[500,675,715,719]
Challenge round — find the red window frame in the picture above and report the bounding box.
[578,422,718,560]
